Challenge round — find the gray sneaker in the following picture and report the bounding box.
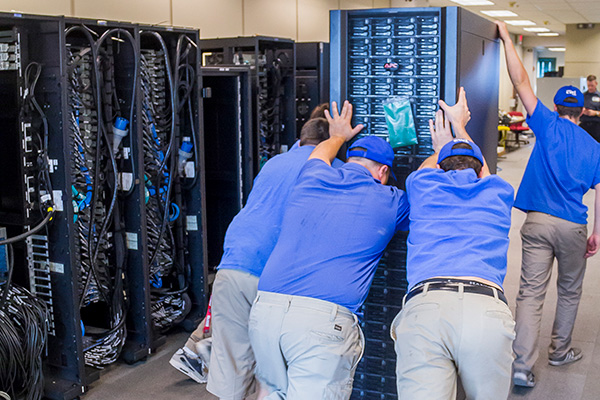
[549,348,583,366]
[169,347,208,383]
[513,370,535,388]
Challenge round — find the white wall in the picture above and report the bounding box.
[565,23,600,79]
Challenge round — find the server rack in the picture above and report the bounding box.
[137,25,208,335]
[0,13,82,400]
[295,42,330,135]
[201,66,252,270]
[0,13,208,399]
[330,7,499,400]
[200,36,295,177]
[57,16,140,397]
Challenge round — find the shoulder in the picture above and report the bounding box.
[407,168,443,184]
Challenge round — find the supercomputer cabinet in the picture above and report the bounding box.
[329,7,499,400]
[201,66,253,270]
[296,42,330,135]
[331,6,500,176]
[137,25,208,336]
[200,36,295,177]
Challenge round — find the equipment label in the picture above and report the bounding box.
[126,232,138,250]
[186,215,198,231]
[49,262,64,274]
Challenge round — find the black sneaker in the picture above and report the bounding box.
[549,348,583,366]
[513,370,535,388]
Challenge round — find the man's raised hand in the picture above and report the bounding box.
[324,100,364,142]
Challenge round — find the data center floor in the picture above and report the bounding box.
[84,140,600,400]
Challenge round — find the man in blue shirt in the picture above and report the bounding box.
[497,21,600,388]
[248,101,410,399]
[170,117,342,399]
[391,88,516,399]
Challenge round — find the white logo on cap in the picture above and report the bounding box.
[566,89,577,96]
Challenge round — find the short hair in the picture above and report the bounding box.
[587,74,597,82]
[439,142,483,175]
[309,103,329,120]
[347,146,385,170]
[299,118,329,146]
[556,97,583,119]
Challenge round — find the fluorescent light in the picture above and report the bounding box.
[537,33,559,37]
[524,27,550,32]
[481,10,518,17]
[450,0,494,5]
[505,20,536,26]
[548,47,566,52]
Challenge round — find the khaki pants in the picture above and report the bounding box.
[513,212,588,372]
[248,291,364,400]
[391,289,515,400]
[206,269,259,400]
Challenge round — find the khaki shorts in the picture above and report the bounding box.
[206,269,259,400]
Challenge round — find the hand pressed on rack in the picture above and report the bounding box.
[309,100,364,165]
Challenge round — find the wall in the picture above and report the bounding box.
[565,23,600,79]
[0,0,399,41]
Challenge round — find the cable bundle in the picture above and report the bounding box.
[140,33,197,331]
[0,282,49,400]
[65,26,137,368]
[257,50,290,165]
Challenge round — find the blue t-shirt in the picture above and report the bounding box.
[514,101,600,224]
[258,159,410,314]
[406,168,514,290]
[219,146,343,277]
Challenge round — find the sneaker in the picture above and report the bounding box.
[169,347,208,383]
[549,348,583,366]
[513,370,536,388]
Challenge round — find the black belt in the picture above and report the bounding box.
[405,278,508,305]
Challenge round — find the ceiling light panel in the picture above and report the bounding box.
[480,10,518,17]
[505,20,537,26]
[548,47,566,52]
[524,27,551,32]
[449,0,494,6]
[537,33,559,36]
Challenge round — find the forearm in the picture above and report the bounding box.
[503,37,530,95]
[418,153,438,170]
[594,184,600,235]
[308,136,346,165]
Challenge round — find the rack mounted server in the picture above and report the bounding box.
[330,7,500,399]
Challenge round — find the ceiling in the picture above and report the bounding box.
[426,0,600,36]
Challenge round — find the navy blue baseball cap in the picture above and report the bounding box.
[347,136,396,179]
[554,85,584,107]
[438,139,484,166]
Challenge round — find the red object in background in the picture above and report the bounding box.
[203,296,212,334]
[518,34,523,45]
[508,111,529,133]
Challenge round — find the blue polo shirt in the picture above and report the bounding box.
[406,168,514,290]
[218,145,343,277]
[258,159,410,314]
[514,101,600,224]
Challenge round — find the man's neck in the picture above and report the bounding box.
[559,115,579,125]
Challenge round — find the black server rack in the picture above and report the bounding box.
[201,66,253,270]
[137,26,208,336]
[57,16,141,397]
[199,36,295,178]
[0,13,76,400]
[295,42,330,135]
[0,14,208,399]
[330,7,499,400]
